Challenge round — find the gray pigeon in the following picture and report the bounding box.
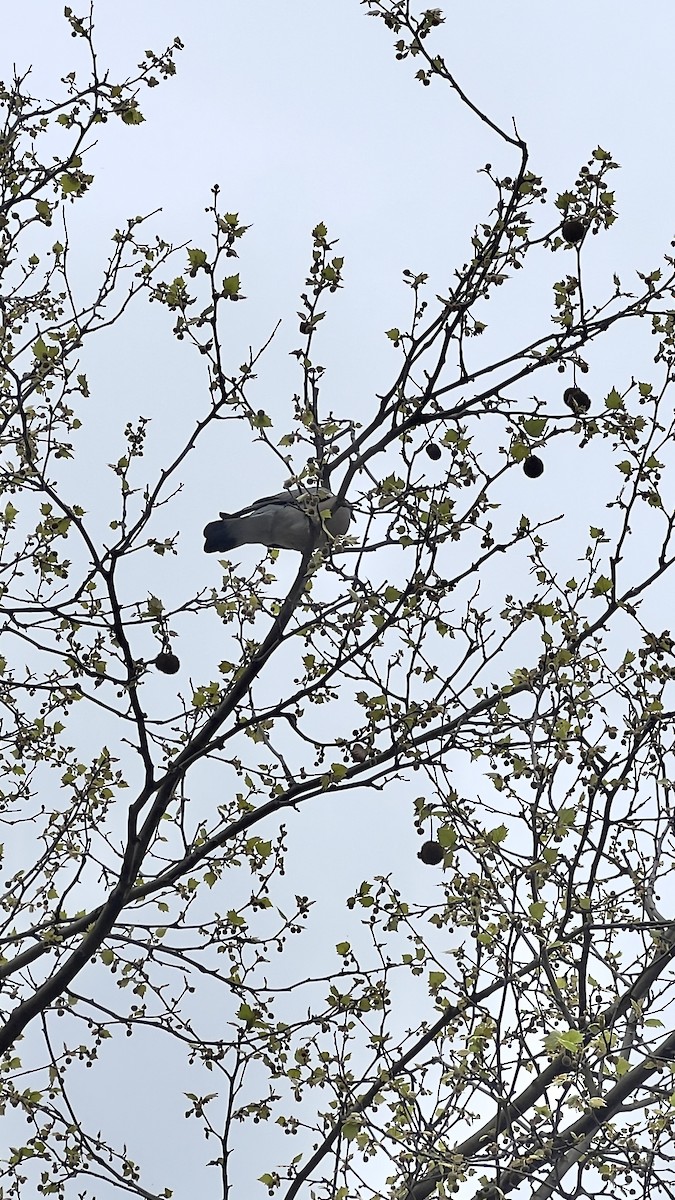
[203,488,352,554]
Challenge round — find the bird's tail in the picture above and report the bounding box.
[203,520,237,553]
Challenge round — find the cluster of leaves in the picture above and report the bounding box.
[2,6,675,1200]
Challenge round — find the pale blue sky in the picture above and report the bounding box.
[4,3,675,1196]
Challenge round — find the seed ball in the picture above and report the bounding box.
[563,386,591,414]
[523,455,544,478]
[154,651,180,675]
[418,840,444,866]
[426,442,442,461]
[561,218,585,245]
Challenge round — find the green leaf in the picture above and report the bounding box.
[342,1116,361,1140]
[188,248,208,268]
[121,107,145,125]
[60,173,81,194]
[604,388,623,410]
[487,824,508,844]
[532,602,555,618]
[529,901,546,922]
[222,274,241,297]
[592,575,612,596]
[437,827,456,849]
[236,1003,262,1027]
[556,807,576,831]
[557,1029,583,1051]
[555,191,577,212]
[336,942,350,956]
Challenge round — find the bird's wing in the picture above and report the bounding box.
[218,487,345,521]
[251,490,302,509]
[219,491,301,520]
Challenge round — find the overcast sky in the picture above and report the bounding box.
[8,0,674,622]
[5,3,675,1196]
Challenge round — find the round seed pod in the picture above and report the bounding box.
[523,455,544,478]
[563,386,591,414]
[561,217,585,244]
[418,840,444,866]
[154,651,180,675]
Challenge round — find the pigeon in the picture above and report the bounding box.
[203,488,352,554]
